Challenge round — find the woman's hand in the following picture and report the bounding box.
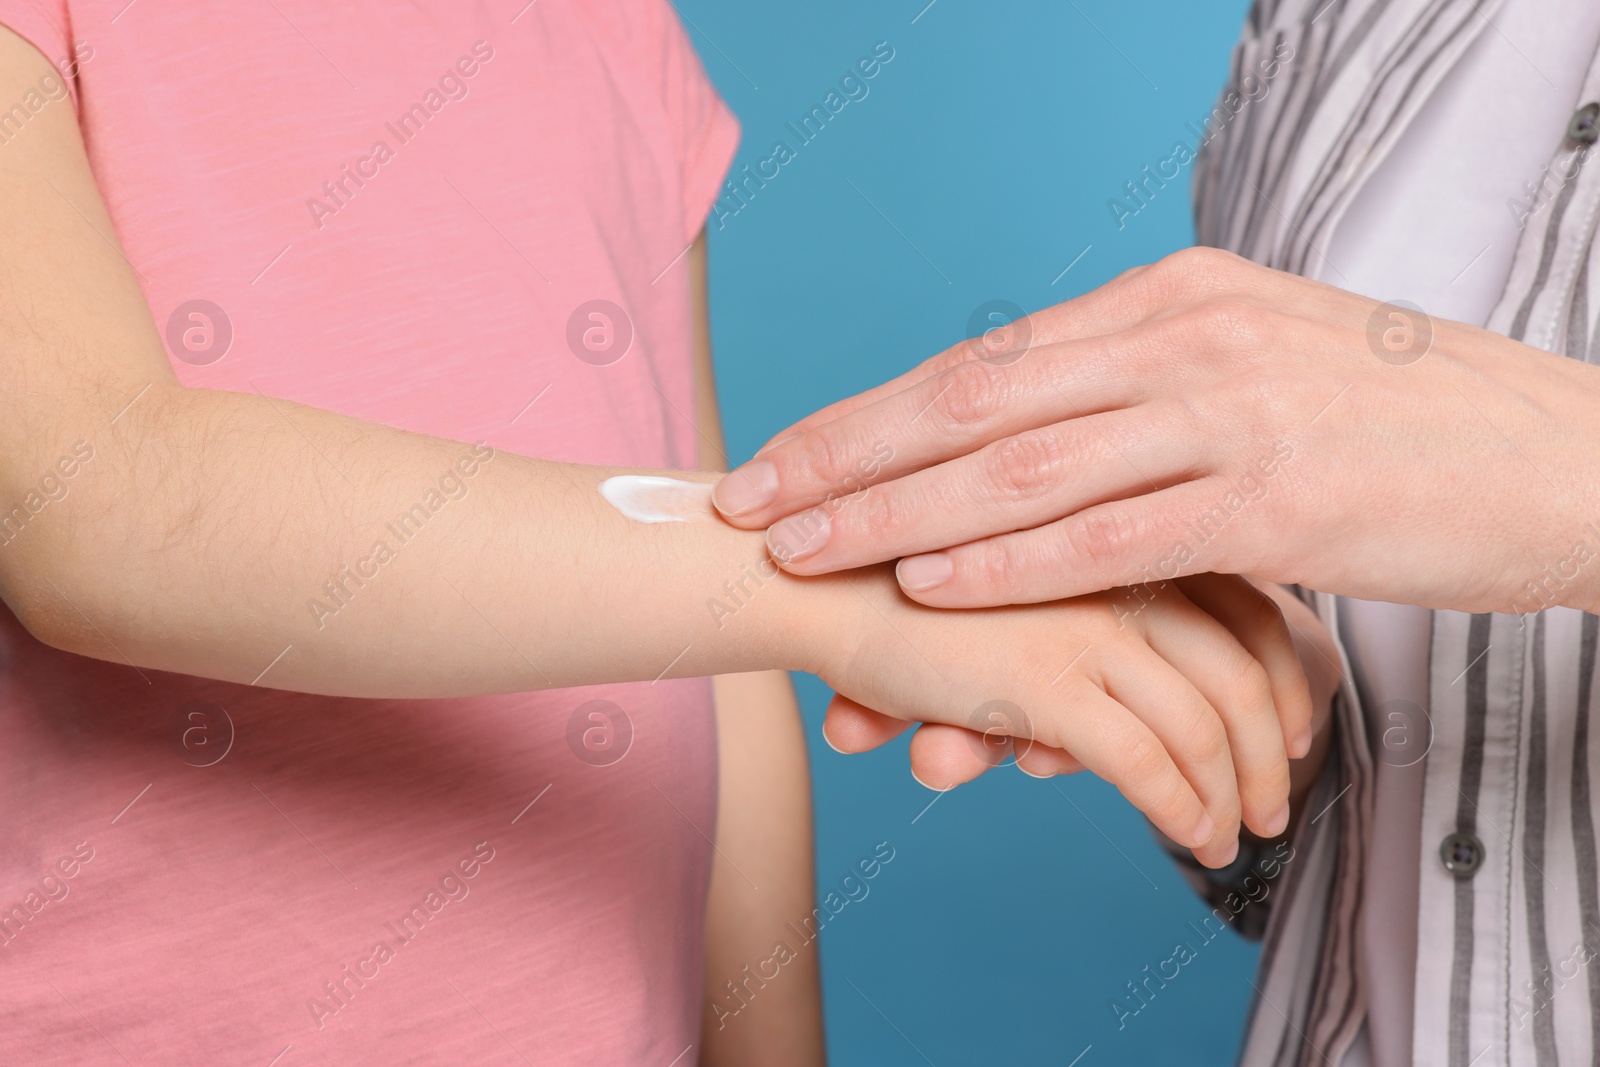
[713,247,1600,616]
[809,570,1313,868]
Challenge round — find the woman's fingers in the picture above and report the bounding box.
[766,404,1203,575]
[895,479,1242,608]
[745,271,1141,458]
[752,340,978,454]
[716,333,1158,531]
[719,252,1277,528]
[1135,582,1294,839]
[743,256,1198,459]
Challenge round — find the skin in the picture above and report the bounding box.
[714,245,1600,618]
[690,263,824,1062]
[703,671,824,1064]
[846,576,1339,847]
[0,24,1300,893]
[712,244,1600,833]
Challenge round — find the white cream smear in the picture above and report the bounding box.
[598,475,717,524]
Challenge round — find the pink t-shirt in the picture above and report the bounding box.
[0,2,740,1063]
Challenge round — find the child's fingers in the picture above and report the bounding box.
[1039,683,1217,854]
[1138,587,1294,840]
[906,724,1087,788]
[1093,656,1243,868]
[822,693,913,753]
[1015,743,1085,778]
[823,696,1082,790]
[827,699,1001,791]
[906,723,1004,790]
[1175,573,1315,761]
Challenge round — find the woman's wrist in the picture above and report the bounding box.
[1499,353,1600,616]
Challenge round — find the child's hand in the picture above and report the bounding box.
[811,572,1311,868]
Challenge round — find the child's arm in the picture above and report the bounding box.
[0,27,812,698]
[0,26,1288,864]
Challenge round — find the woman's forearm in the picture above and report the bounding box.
[6,382,835,697]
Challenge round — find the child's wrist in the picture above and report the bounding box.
[747,563,891,680]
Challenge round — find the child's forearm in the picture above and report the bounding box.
[8,383,836,697]
[0,38,828,702]
[5,377,1290,856]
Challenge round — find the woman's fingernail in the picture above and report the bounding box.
[909,768,946,792]
[1017,760,1053,779]
[1191,812,1216,848]
[767,509,830,564]
[1264,802,1291,837]
[1291,728,1312,760]
[897,552,954,592]
[821,725,846,754]
[1215,837,1241,867]
[713,461,778,517]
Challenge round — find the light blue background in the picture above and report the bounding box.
[683,2,1260,1063]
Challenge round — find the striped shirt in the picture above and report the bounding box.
[1188,2,1600,1064]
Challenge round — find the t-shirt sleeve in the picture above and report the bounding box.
[0,0,80,110]
[654,3,741,243]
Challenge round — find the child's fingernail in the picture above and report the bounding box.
[1265,802,1291,837]
[897,552,953,592]
[713,461,778,517]
[1191,812,1216,848]
[767,509,830,563]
